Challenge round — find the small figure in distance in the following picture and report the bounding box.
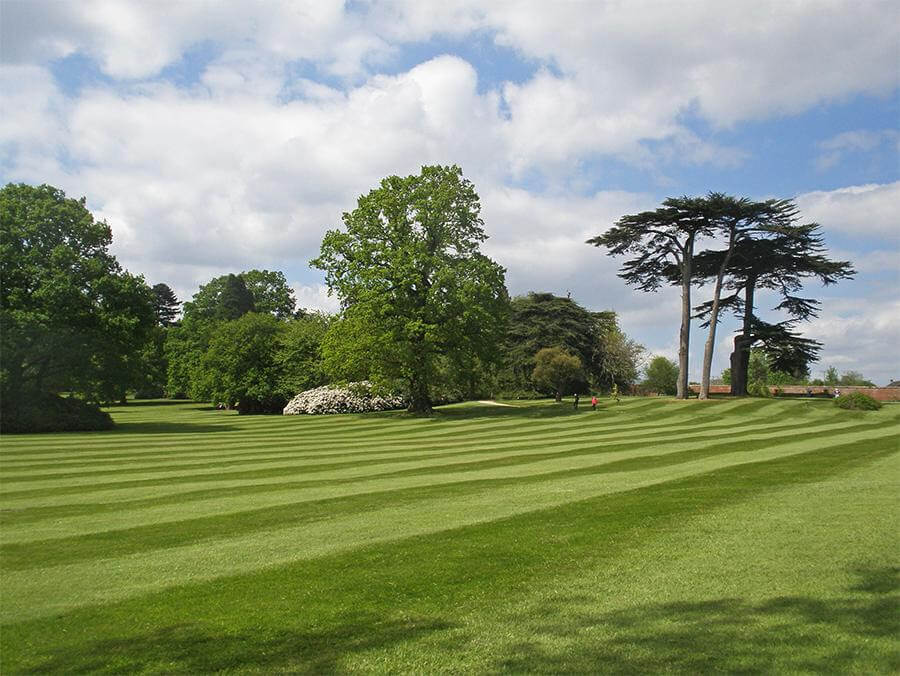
[806,386,812,397]
[574,393,580,410]
[611,383,620,403]
[834,388,841,398]
[591,394,598,411]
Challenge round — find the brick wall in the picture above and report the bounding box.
[689,385,900,401]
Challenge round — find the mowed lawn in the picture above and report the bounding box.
[1,398,898,673]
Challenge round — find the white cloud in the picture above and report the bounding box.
[1,1,896,383]
[805,299,900,385]
[815,129,899,171]
[796,182,900,239]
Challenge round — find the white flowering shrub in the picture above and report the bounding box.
[283,381,406,415]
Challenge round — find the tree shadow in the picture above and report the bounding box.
[25,614,454,674]
[109,421,239,434]
[495,566,899,673]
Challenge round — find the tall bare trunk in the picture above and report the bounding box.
[676,237,694,399]
[699,227,737,399]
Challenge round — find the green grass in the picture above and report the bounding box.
[1,397,898,673]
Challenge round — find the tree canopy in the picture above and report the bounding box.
[152,283,180,326]
[240,269,296,318]
[692,219,854,395]
[312,165,509,413]
[0,183,155,425]
[643,356,679,396]
[588,196,717,399]
[532,347,583,401]
[499,292,642,395]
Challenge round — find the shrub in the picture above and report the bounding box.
[748,381,772,398]
[834,391,882,411]
[1,393,114,433]
[283,382,406,415]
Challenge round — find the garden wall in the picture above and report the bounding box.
[690,384,900,401]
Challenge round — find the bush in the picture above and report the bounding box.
[748,381,772,398]
[283,382,406,415]
[1,393,114,433]
[834,391,882,410]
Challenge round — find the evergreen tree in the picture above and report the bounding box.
[152,283,180,326]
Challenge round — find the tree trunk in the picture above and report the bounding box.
[676,237,694,399]
[730,277,756,396]
[407,372,432,414]
[699,225,737,399]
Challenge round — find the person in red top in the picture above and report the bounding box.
[591,395,598,411]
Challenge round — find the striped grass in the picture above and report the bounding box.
[1,397,898,673]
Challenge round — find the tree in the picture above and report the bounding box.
[823,366,839,385]
[152,283,180,326]
[689,195,800,399]
[588,196,716,399]
[532,347,583,402]
[312,165,509,413]
[643,356,679,395]
[183,273,255,322]
[240,269,296,318]
[592,317,645,392]
[693,221,854,395]
[838,370,875,387]
[277,313,331,396]
[0,183,155,423]
[194,312,288,414]
[498,292,643,396]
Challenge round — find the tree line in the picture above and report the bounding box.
[1,168,855,430]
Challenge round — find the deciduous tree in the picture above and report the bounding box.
[0,183,155,425]
[532,347,583,402]
[312,165,508,413]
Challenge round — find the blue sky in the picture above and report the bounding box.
[1,0,898,382]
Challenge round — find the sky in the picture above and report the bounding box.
[1,0,898,383]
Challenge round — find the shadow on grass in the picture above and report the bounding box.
[496,566,900,674]
[109,421,239,435]
[365,400,641,422]
[26,614,453,674]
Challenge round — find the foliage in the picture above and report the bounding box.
[837,370,875,387]
[184,273,255,321]
[834,391,882,410]
[497,292,642,396]
[164,314,219,398]
[588,195,720,399]
[194,313,288,414]
[283,381,406,415]
[531,347,583,401]
[643,356,679,395]
[152,283,180,326]
[747,381,773,398]
[0,392,113,433]
[276,313,332,396]
[747,349,770,385]
[693,218,854,395]
[312,165,509,413]
[133,325,168,398]
[0,183,155,413]
[240,269,296,318]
